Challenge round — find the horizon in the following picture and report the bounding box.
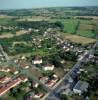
[0,0,98,10]
[0,5,98,11]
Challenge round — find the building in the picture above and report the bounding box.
[0,76,11,84]
[0,67,10,72]
[26,91,44,99]
[18,75,28,82]
[0,75,28,96]
[9,67,19,75]
[32,56,42,64]
[43,64,54,71]
[39,74,58,88]
[73,80,89,95]
[0,67,19,74]
[19,62,30,69]
[39,77,49,84]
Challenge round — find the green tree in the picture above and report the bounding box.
[60,94,69,100]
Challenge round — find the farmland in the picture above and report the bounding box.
[49,18,97,38]
[61,33,97,45]
[0,7,98,58]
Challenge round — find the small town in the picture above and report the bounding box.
[0,0,98,100]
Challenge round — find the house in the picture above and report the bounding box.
[79,68,85,72]
[46,80,54,88]
[32,56,42,64]
[0,67,10,72]
[19,62,30,69]
[46,74,58,88]
[21,56,26,60]
[73,80,89,95]
[26,91,44,99]
[60,60,65,64]
[24,65,29,69]
[0,75,28,96]
[33,93,44,99]
[43,64,54,71]
[0,76,11,84]
[0,78,21,96]
[18,75,28,82]
[39,77,49,84]
[32,81,39,88]
[9,67,19,75]
[0,66,19,75]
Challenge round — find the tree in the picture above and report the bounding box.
[11,30,16,36]
[60,94,69,100]
[54,21,64,31]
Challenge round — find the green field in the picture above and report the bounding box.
[50,18,78,33]
[49,18,97,38]
[77,30,96,38]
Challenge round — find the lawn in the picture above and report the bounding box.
[53,67,65,78]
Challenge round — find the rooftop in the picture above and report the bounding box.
[73,80,89,91]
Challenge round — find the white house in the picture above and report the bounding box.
[32,56,42,64]
[73,80,89,95]
[43,64,54,71]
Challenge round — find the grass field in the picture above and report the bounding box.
[50,18,78,33]
[64,20,78,33]
[77,30,96,38]
[49,18,96,38]
[0,18,11,25]
[77,21,96,38]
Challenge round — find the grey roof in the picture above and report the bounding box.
[73,80,89,91]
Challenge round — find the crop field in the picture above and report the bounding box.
[77,30,95,38]
[0,30,28,39]
[17,16,49,21]
[0,15,14,18]
[61,33,97,44]
[76,21,96,38]
[49,18,97,38]
[64,20,78,33]
[0,18,12,25]
[50,18,79,33]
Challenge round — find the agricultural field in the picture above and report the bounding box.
[61,33,97,45]
[49,18,97,39]
[49,18,78,33]
[17,16,49,21]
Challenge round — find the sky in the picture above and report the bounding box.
[0,0,98,10]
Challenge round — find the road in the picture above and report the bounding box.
[0,44,51,93]
[0,45,10,61]
[46,42,98,100]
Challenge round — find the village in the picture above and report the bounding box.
[0,6,98,100]
[0,25,98,100]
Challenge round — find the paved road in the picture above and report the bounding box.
[46,42,98,100]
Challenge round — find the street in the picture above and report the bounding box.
[46,42,98,100]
